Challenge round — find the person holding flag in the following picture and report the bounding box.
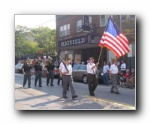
[98,16,130,94]
[87,57,99,96]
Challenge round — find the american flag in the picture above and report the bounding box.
[99,17,130,58]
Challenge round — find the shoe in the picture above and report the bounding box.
[50,84,54,86]
[115,92,120,94]
[39,85,42,87]
[28,87,31,88]
[110,91,115,93]
[72,95,78,99]
[63,96,68,99]
[90,92,95,96]
[67,88,69,90]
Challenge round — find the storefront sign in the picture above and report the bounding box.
[60,36,87,47]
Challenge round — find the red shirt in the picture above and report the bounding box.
[124,73,130,79]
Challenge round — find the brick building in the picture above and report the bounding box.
[56,15,135,69]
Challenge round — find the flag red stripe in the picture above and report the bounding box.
[104,44,120,58]
[117,34,130,52]
[104,33,125,56]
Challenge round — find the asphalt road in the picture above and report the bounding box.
[15,73,136,110]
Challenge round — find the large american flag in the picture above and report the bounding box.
[99,17,130,58]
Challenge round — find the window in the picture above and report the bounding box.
[67,24,70,35]
[59,24,70,37]
[121,15,126,21]
[130,15,135,19]
[100,15,106,27]
[89,16,92,24]
[77,20,82,32]
[60,26,63,37]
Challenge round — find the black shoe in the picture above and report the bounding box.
[90,92,95,96]
[50,84,54,86]
[115,92,120,94]
[63,96,68,99]
[110,91,115,93]
[39,85,42,87]
[67,88,69,90]
[28,87,31,88]
[72,95,78,99]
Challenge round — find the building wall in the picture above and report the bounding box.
[56,15,135,68]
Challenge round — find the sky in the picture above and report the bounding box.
[15,15,56,29]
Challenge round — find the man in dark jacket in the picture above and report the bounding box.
[45,59,55,86]
[34,59,43,87]
[22,59,32,88]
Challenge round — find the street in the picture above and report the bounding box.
[15,73,136,110]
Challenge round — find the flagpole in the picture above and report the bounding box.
[98,47,103,62]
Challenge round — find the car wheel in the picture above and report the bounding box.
[82,75,87,83]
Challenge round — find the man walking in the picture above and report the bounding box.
[22,59,32,88]
[59,58,78,99]
[109,59,120,94]
[87,57,99,96]
[45,59,55,86]
[34,59,42,87]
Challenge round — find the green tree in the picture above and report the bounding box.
[15,25,56,59]
[31,27,56,56]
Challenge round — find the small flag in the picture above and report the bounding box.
[99,17,130,58]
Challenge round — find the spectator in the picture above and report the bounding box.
[129,68,135,89]
[120,60,126,75]
[124,69,131,88]
[119,71,125,87]
[103,61,109,86]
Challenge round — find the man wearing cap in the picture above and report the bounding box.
[87,57,99,96]
[34,59,42,87]
[109,59,120,94]
[59,58,78,99]
[22,59,32,88]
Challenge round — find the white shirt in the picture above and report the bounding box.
[120,63,126,71]
[109,64,118,74]
[59,62,72,75]
[87,63,97,74]
[103,65,109,73]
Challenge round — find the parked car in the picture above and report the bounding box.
[72,64,87,83]
[72,64,103,84]
[15,63,23,73]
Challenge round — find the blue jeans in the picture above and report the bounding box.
[103,73,109,85]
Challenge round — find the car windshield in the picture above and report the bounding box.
[78,65,87,70]
[73,64,80,70]
[15,63,23,67]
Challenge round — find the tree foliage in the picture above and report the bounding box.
[15,25,56,59]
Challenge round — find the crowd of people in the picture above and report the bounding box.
[19,56,135,99]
